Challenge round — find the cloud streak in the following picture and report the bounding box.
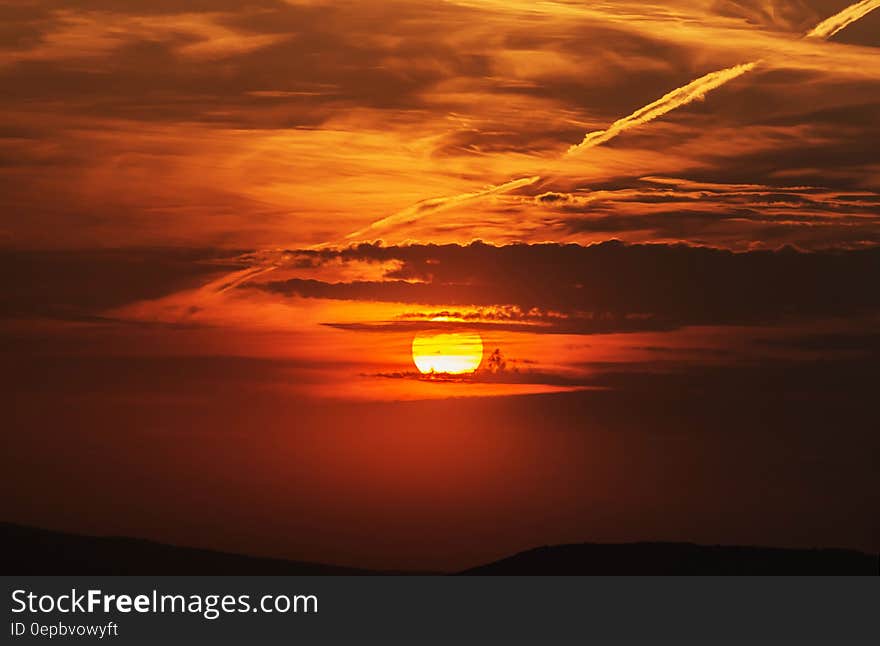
[806,0,880,39]
[259,241,880,332]
[241,0,880,291]
[304,0,880,248]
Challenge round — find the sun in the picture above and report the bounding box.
[412,331,484,375]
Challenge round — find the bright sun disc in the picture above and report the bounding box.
[412,331,483,375]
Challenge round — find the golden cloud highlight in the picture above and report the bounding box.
[806,0,880,39]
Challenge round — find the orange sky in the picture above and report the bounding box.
[1,1,879,568]
[3,0,877,382]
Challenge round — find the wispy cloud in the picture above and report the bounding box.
[255,0,880,278]
[806,0,880,39]
[0,10,290,66]
[345,0,879,243]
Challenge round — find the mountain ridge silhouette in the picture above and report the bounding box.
[2,522,876,575]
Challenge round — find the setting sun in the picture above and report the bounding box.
[412,332,484,375]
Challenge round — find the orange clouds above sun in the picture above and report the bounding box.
[0,0,877,250]
[1,0,879,402]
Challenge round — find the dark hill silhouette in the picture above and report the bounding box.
[0,523,383,575]
[2,523,876,575]
[461,542,878,575]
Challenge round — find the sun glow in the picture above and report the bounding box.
[412,331,484,375]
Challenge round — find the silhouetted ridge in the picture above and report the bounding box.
[0,523,382,575]
[460,542,878,575]
[3,523,876,575]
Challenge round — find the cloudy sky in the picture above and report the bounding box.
[3,0,879,249]
[2,1,878,570]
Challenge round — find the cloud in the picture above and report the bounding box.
[322,316,675,336]
[758,330,880,353]
[361,57,760,241]
[338,0,879,245]
[806,0,880,39]
[0,248,244,319]
[711,0,820,32]
[365,367,592,387]
[0,0,878,252]
[0,8,291,65]
[525,177,880,248]
[257,241,880,331]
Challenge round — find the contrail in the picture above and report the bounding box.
[332,0,880,247]
[344,175,541,241]
[119,0,880,311]
[308,0,880,252]
[344,0,876,240]
[567,0,877,156]
[806,0,880,39]
[566,62,758,156]
[212,264,279,293]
